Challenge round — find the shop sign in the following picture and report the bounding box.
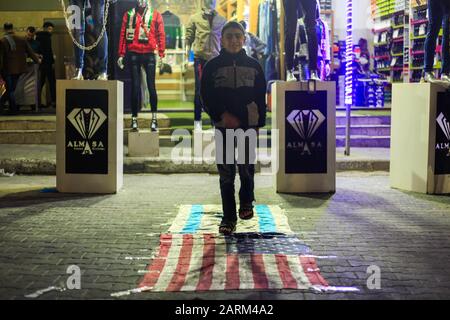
[65,89,109,174]
[285,90,327,174]
[435,92,450,175]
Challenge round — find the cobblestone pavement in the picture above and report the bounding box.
[0,172,449,300]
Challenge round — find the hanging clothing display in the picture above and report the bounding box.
[162,10,182,49]
[257,0,279,81]
[317,17,330,80]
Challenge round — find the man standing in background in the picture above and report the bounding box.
[36,22,56,108]
[1,23,40,114]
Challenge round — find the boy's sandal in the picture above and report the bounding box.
[239,207,254,220]
[219,220,237,235]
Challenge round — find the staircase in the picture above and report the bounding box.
[0,114,171,145]
[0,113,392,148]
[336,113,391,148]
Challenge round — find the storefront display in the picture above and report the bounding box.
[185,0,226,131]
[63,0,109,81]
[117,0,166,132]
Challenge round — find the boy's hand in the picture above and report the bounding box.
[221,112,240,129]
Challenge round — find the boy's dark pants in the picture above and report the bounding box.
[215,128,256,223]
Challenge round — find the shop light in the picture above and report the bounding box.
[345,0,353,106]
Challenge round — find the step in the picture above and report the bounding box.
[155,82,182,91]
[335,125,391,136]
[336,135,391,148]
[336,116,391,126]
[0,119,56,130]
[156,72,182,80]
[0,130,56,144]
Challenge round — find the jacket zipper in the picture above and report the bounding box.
[233,60,237,89]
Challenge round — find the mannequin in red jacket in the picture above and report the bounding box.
[118,0,165,132]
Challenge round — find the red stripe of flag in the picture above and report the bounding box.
[138,234,173,288]
[225,254,240,290]
[196,234,215,291]
[300,256,329,286]
[166,234,194,292]
[250,254,269,289]
[275,254,298,289]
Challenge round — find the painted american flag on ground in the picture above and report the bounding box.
[137,205,332,292]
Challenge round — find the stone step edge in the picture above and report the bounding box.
[0,158,390,175]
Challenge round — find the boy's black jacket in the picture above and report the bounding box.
[200,49,267,129]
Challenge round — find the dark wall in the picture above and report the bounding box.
[0,0,61,11]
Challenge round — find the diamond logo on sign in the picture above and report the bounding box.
[287,110,326,155]
[67,108,107,155]
[437,113,450,157]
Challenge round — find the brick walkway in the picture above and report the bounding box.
[1,173,449,300]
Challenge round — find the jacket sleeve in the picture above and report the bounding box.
[185,17,195,48]
[25,40,40,64]
[155,12,166,58]
[255,63,267,128]
[118,12,128,57]
[201,62,226,123]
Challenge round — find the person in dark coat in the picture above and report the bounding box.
[0,23,40,114]
[36,21,56,107]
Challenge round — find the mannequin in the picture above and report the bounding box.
[423,0,450,83]
[316,5,331,80]
[117,0,165,132]
[185,0,226,131]
[69,0,108,80]
[283,0,320,81]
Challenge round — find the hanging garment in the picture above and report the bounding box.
[162,10,182,49]
[185,10,226,61]
[118,6,166,57]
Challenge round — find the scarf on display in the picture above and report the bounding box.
[126,6,154,43]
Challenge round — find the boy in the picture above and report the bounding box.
[201,21,267,235]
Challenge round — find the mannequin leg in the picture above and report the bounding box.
[301,0,319,74]
[283,0,301,72]
[130,53,141,118]
[424,0,443,73]
[144,53,158,113]
[194,58,206,123]
[69,0,86,75]
[441,8,450,75]
[91,0,108,76]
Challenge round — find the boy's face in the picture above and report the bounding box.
[221,27,245,54]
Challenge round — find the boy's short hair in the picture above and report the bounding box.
[43,21,55,29]
[4,23,13,31]
[27,26,36,33]
[221,21,245,36]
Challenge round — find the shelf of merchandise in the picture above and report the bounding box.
[371,0,411,105]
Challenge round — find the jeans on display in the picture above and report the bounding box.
[424,0,450,73]
[129,52,157,117]
[194,58,207,122]
[69,0,108,73]
[215,128,256,223]
[39,64,56,105]
[5,74,20,113]
[283,0,318,73]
